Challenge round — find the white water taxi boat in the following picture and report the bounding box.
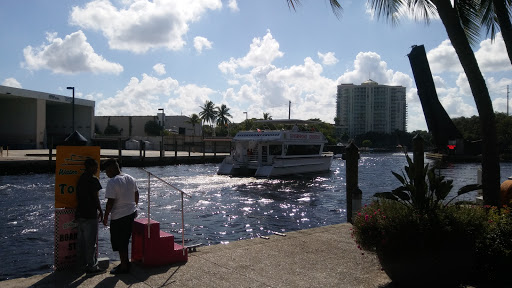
[217,120,333,177]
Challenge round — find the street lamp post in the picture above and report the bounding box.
[158,108,165,158]
[66,87,75,132]
[243,111,247,120]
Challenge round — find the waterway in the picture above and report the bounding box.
[1,153,511,280]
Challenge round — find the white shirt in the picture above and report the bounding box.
[105,173,138,220]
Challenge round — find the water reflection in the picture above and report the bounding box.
[2,154,512,280]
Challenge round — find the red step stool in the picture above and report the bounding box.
[131,218,188,266]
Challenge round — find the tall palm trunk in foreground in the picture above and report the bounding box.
[431,0,501,205]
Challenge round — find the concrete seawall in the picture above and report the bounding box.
[0,149,228,175]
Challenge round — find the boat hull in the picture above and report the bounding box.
[218,155,333,177]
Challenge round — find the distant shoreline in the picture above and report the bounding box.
[0,155,225,176]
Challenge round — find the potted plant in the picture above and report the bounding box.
[352,152,486,287]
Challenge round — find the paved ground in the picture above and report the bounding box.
[1,224,391,288]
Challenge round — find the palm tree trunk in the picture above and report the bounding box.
[433,0,501,206]
[493,0,512,65]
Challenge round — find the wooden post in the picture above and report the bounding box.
[343,142,359,223]
[48,137,53,171]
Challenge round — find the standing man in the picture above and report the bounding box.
[102,158,139,275]
[76,158,105,275]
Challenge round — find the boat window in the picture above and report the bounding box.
[269,145,282,155]
[285,145,321,155]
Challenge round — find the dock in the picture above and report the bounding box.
[0,149,229,175]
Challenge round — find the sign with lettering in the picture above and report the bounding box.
[54,208,79,270]
[55,146,100,208]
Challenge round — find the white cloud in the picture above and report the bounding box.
[193,36,213,53]
[218,30,284,74]
[22,31,123,74]
[95,73,179,116]
[70,0,222,53]
[318,52,338,66]
[168,84,217,116]
[218,32,337,122]
[427,40,463,74]
[153,63,166,75]
[428,34,512,75]
[2,78,22,88]
[228,0,239,12]
[475,33,512,73]
[336,51,403,85]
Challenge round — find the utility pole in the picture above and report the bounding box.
[288,101,291,119]
[66,87,75,132]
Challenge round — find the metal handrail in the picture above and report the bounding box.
[140,168,191,255]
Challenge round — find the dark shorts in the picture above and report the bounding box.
[110,211,136,252]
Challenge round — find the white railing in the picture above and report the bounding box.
[140,168,191,255]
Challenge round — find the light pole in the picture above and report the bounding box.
[66,87,75,132]
[158,108,165,157]
[158,108,165,128]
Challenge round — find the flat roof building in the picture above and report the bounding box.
[0,85,95,149]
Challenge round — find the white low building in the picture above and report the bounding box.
[0,85,95,149]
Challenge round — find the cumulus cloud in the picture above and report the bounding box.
[22,31,123,74]
[427,40,463,74]
[218,30,284,74]
[318,52,338,66]
[193,36,213,53]
[168,84,217,116]
[428,34,512,75]
[475,33,512,73]
[69,0,222,53]
[94,72,220,117]
[2,78,22,88]
[216,31,337,122]
[153,63,166,75]
[336,51,408,86]
[95,73,179,116]
[228,0,239,12]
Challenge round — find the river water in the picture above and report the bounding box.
[1,153,511,280]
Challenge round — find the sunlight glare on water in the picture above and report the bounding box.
[2,155,512,280]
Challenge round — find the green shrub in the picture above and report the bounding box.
[475,205,512,284]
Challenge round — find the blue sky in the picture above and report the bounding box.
[1,0,511,132]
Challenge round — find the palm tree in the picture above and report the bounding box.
[186,113,201,136]
[216,104,233,127]
[199,100,218,136]
[287,0,501,205]
[263,113,273,120]
[477,0,512,65]
[448,0,512,66]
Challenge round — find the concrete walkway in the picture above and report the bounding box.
[1,224,391,288]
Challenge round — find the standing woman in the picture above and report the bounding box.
[102,158,139,274]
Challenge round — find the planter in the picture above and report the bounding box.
[376,229,476,287]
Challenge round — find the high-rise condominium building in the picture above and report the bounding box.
[336,79,407,137]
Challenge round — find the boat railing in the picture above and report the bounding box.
[248,154,258,162]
